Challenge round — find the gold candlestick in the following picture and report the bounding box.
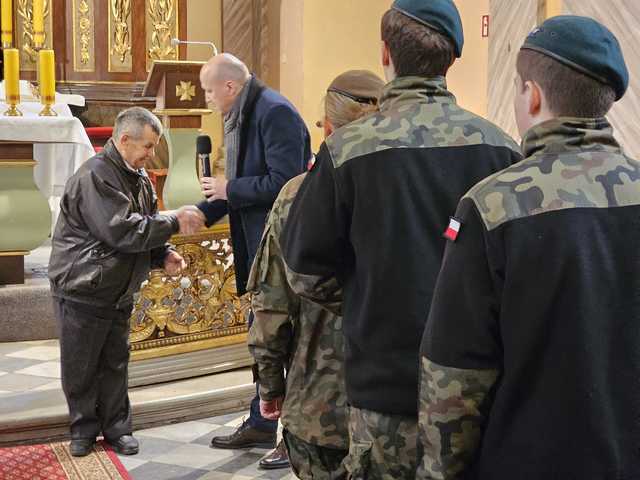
[1,0,12,47]
[3,48,22,116]
[38,49,56,116]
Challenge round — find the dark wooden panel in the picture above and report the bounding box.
[0,256,25,285]
[222,0,279,89]
[161,115,202,129]
[0,142,34,159]
[163,72,205,110]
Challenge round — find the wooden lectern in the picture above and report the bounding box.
[143,60,212,210]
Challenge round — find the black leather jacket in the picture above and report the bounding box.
[49,140,178,309]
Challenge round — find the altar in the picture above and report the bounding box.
[0,99,94,284]
[0,98,95,225]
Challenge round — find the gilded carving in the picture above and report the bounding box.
[176,81,196,101]
[72,0,95,72]
[130,228,250,353]
[111,0,131,62]
[16,0,51,69]
[108,0,132,72]
[146,0,178,71]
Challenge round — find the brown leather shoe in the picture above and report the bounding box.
[210,419,276,450]
[258,439,290,470]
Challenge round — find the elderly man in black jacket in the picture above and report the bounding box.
[195,54,310,461]
[49,107,202,457]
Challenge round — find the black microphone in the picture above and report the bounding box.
[197,135,212,178]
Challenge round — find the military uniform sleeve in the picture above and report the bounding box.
[417,198,502,480]
[247,207,299,401]
[80,171,178,253]
[280,144,345,313]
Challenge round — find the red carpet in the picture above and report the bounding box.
[0,441,131,480]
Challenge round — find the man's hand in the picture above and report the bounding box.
[201,176,228,201]
[164,250,187,276]
[260,397,284,420]
[175,206,205,235]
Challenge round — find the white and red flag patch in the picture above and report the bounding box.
[443,217,462,242]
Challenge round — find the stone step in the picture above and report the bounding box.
[129,343,253,387]
[0,367,253,446]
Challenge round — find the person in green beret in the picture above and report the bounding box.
[418,15,639,479]
[280,0,521,478]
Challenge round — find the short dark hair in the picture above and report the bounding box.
[381,9,455,78]
[516,49,616,118]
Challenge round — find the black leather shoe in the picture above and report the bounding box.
[106,434,139,455]
[210,420,276,450]
[258,439,290,470]
[69,438,95,457]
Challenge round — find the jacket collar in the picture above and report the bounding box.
[103,139,143,178]
[239,75,266,120]
[379,75,456,112]
[522,117,623,158]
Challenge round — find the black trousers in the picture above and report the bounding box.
[53,297,133,440]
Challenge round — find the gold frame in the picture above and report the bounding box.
[0,160,37,167]
[129,223,250,360]
[145,0,179,72]
[107,0,132,72]
[72,0,95,72]
[16,0,52,71]
[152,108,212,116]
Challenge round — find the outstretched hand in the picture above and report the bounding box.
[175,206,205,235]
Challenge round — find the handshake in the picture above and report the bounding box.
[173,205,206,235]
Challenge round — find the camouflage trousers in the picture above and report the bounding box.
[283,429,348,480]
[345,406,418,479]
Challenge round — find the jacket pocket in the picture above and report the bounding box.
[91,249,128,293]
[64,258,102,294]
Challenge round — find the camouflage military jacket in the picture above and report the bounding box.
[418,118,640,479]
[281,76,521,417]
[247,173,348,450]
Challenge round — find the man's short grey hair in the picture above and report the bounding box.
[113,107,163,140]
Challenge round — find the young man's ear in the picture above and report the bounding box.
[527,80,543,116]
[381,41,391,67]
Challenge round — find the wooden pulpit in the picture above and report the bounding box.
[143,60,211,210]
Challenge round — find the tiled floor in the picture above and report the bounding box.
[115,413,295,480]
[0,340,62,396]
[0,340,295,479]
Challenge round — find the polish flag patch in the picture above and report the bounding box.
[443,217,462,242]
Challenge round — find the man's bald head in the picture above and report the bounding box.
[200,54,251,114]
[203,53,250,83]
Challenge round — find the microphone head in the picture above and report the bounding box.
[171,37,180,47]
[196,135,212,155]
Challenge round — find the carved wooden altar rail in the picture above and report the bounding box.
[129,224,250,361]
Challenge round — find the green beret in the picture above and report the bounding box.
[521,15,629,100]
[391,0,464,58]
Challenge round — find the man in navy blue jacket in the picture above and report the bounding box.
[196,53,310,459]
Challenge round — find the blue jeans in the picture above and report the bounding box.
[247,310,278,433]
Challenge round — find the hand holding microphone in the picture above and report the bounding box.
[197,134,228,202]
